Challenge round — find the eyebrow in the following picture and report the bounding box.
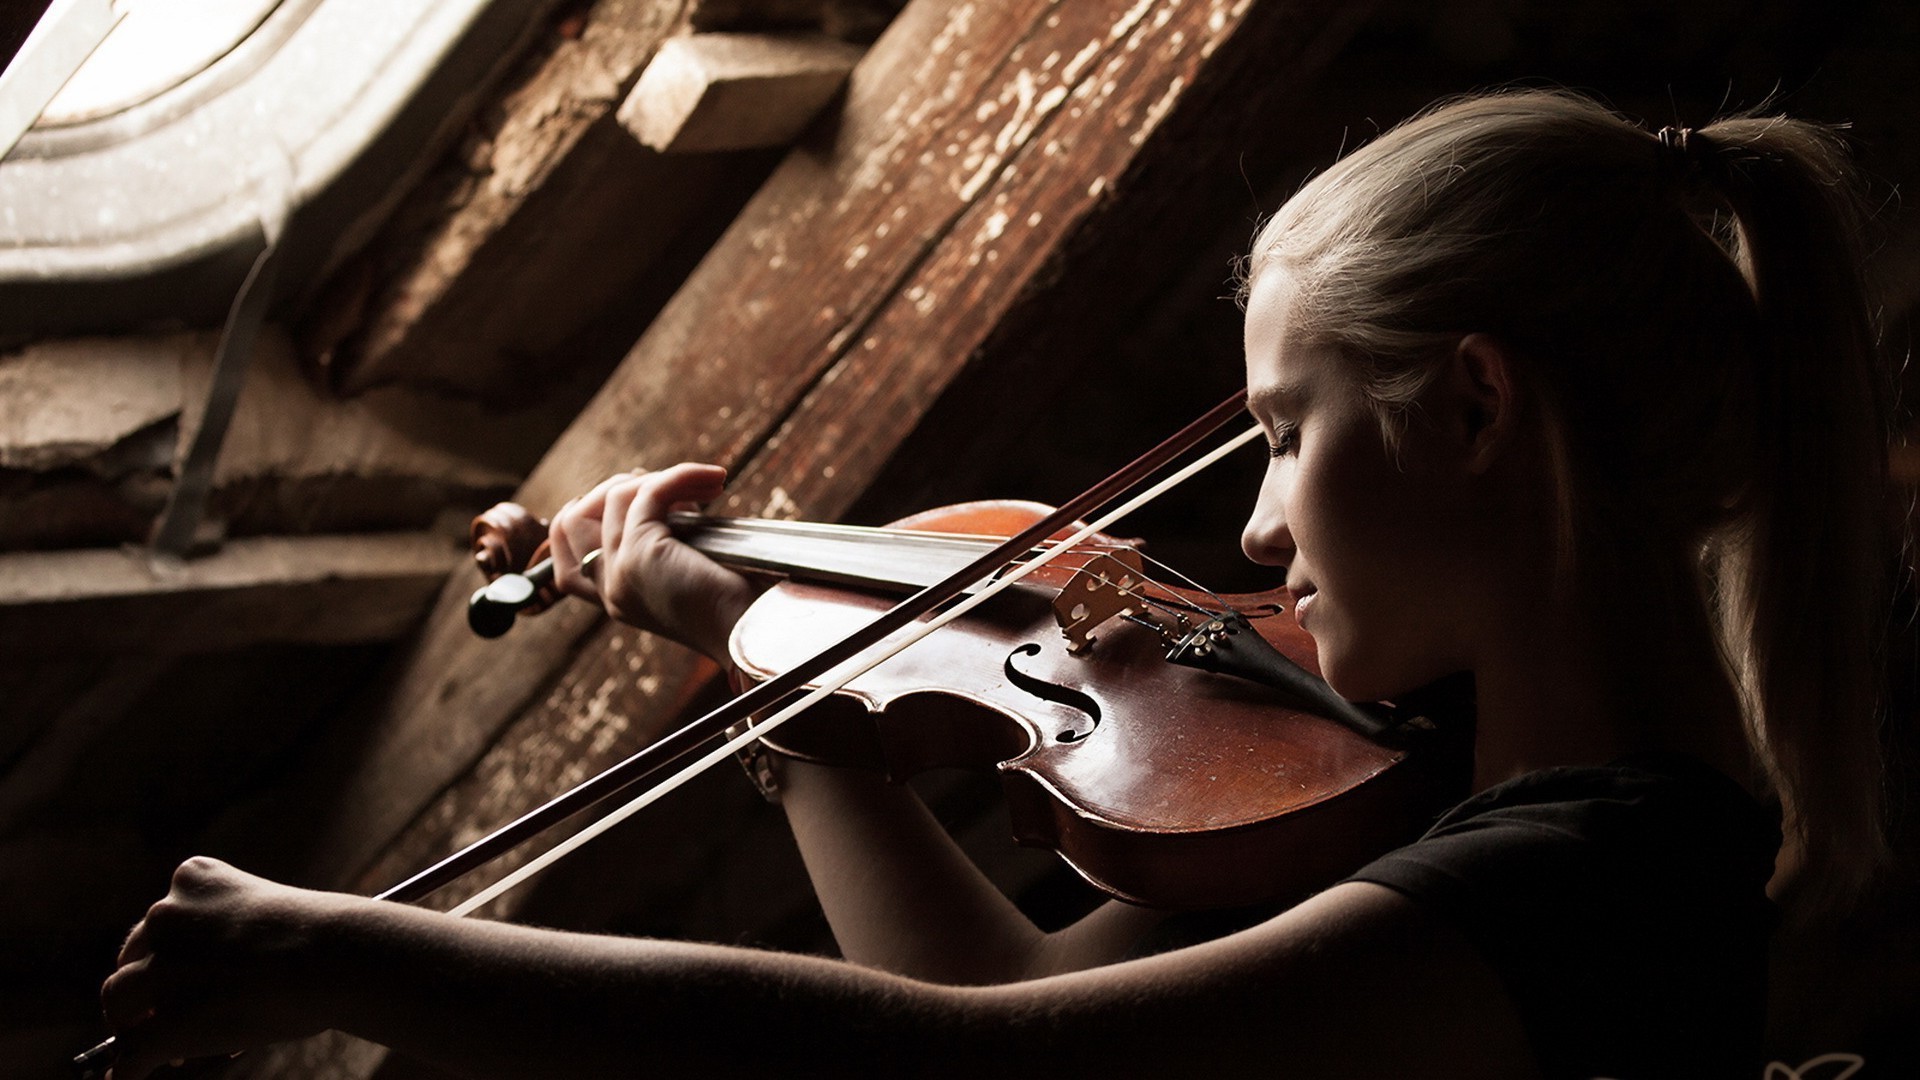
[1247,382,1308,420]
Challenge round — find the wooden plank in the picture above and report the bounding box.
[300,0,1368,906]
[0,532,464,655]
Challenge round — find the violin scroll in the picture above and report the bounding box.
[468,503,564,638]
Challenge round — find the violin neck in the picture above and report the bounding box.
[668,512,1003,594]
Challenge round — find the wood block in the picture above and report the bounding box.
[618,32,865,153]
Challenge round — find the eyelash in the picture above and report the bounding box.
[1267,424,1300,458]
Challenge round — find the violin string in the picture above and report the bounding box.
[1127,548,1246,620]
[1060,548,1226,625]
[1068,554,1215,624]
[446,424,1266,918]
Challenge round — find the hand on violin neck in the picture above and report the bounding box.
[548,463,761,662]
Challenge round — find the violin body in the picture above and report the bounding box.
[727,501,1469,910]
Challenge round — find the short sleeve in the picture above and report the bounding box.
[1346,754,1780,1080]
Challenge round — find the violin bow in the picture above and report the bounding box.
[75,390,1255,1076]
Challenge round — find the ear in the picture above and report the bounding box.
[1435,332,1520,474]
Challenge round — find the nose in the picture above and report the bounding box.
[1241,485,1294,567]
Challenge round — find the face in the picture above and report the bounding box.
[1241,272,1475,701]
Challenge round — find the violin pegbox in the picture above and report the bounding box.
[1051,547,1148,654]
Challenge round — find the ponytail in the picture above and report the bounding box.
[1690,117,1894,911]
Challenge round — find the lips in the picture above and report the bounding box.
[1289,585,1316,626]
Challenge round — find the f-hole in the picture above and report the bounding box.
[1004,643,1102,743]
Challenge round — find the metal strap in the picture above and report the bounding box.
[148,228,284,557]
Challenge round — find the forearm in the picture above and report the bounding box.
[319,899,998,1078]
[776,759,1163,982]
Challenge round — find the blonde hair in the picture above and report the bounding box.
[1250,90,1896,911]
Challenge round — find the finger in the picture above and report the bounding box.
[548,523,600,604]
[601,476,645,562]
[108,1020,189,1080]
[119,918,152,966]
[101,957,156,1030]
[170,855,232,894]
[550,472,643,581]
[630,463,728,533]
[548,474,628,547]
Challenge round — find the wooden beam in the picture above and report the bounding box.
[0,532,464,655]
[0,329,523,550]
[618,32,865,153]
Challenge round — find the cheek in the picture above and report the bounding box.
[1288,449,1372,560]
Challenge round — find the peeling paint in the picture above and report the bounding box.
[588,713,628,757]
[1130,74,1186,147]
[764,486,801,520]
[1111,0,1156,41]
[955,71,1068,202]
[1060,40,1100,83]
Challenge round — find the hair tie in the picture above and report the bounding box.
[1655,125,1704,177]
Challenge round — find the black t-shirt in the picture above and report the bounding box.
[1345,753,1782,1079]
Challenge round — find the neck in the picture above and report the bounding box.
[1465,569,1752,793]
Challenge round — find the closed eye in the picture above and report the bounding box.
[1267,423,1300,458]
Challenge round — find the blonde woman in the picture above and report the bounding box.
[101,90,1897,1079]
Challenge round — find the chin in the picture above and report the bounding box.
[1316,652,1380,703]
[1317,647,1430,705]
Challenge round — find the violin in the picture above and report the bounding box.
[467,497,1471,910]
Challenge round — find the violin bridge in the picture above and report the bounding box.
[1051,548,1149,654]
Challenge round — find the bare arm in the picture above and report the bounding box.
[101,858,1536,1080]
[776,756,1168,982]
